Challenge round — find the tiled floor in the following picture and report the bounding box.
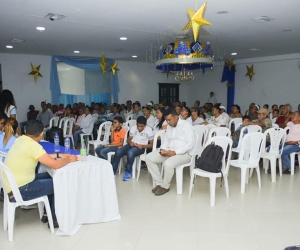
[1,165,300,250]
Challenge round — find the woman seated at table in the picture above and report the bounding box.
[3,120,77,228]
[202,104,228,127]
[95,116,127,162]
[73,107,94,149]
[0,117,18,152]
[187,107,205,126]
[180,106,191,121]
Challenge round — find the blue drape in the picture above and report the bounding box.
[221,63,236,112]
[50,56,119,105]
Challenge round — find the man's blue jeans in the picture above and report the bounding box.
[9,172,57,221]
[74,130,84,147]
[281,144,300,169]
[95,145,119,165]
[112,144,144,174]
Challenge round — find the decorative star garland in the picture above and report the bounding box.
[245,65,255,81]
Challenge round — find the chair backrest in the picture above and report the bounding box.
[262,127,286,155]
[193,125,208,156]
[152,130,166,151]
[246,124,262,133]
[126,114,134,121]
[96,121,112,142]
[49,117,59,129]
[227,118,242,131]
[272,123,279,128]
[204,136,233,174]
[234,125,263,151]
[126,120,137,129]
[207,127,231,141]
[238,132,264,165]
[58,117,69,128]
[0,156,24,203]
[63,118,75,137]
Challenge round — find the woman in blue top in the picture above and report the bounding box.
[0,117,18,152]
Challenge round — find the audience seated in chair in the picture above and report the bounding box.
[20,104,39,134]
[132,102,144,120]
[187,107,204,126]
[112,116,153,180]
[145,108,195,196]
[92,106,108,138]
[37,103,53,128]
[180,106,191,121]
[0,117,18,152]
[143,106,157,130]
[232,116,250,148]
[2,120,77,228]
[95,116,126,165]
[202,104,228,127]
[107,104,121,122]
[276,104,292,128]
[248,104,259,121]
[230,104,243,119]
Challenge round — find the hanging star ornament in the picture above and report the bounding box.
[182,1,212,42]
[28,63,43,83]
[110,62,120,75]
[245,65,255,81]
[161,70,174,79]
[100,54,107,74]
[225,58,235,71]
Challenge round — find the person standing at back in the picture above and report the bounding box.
[208,92,218,105]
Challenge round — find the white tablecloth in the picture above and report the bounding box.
[40,155,121,235]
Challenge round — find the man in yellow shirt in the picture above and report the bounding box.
[3,120,77,228]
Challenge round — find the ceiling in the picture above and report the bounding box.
[0,0,299,63]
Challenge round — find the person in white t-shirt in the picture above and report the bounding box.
[202,104,228,127]
[208,92,218,104]
[112,116,154,181]
[220,106,231,124]
[187,107,204,126]
[143,106,157,130]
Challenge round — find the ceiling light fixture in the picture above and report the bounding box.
[250,48,261,51]
[217,11,228,14]
[10,38,25,43]
[74,50,80,53]
[231,52,237,55]
[6,45,13,49]
[44,13,66,21]
[36,27,45,31]
[252,16,274,22]
[132,55,137,58]
[120,37,127,40]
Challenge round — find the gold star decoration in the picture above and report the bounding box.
[110,62,120,75]
[245,65,255,81]
[225,58,235,71]
[28,63,43,83]
[161,70,174,78]
[100,54,106,74]
[182,2,212,42]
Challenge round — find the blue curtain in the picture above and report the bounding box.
[50,56,119,105]
[221,63,236,112]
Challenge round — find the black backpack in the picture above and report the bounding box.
[195,143,224,185]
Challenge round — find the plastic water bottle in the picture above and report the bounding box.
[64,136,70,154]
[54,133,60,156]
[80,139,87,161]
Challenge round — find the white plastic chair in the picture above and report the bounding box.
[189,136,233,206]
[126,114,134,121]
[162,130,198,195]
[58,117,69,129]
[272,123,279,128]
[136,130,166,181]
[0,155,54,242]
[126,120,136,129]
[49,117,59,129]
[207,127,231,142]
[87,121,112,155]
[229,132,265,193]
[261,128,286,182]
[193,125,208,157]
[62,118,75,147]
[228,118,242,131]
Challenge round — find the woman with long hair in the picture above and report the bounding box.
[153,108,167,135]
[0,117,18,152]
[0,89,17,120]
[180,106,191,120]
[230,104,243,118]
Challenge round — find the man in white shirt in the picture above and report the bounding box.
[145,108,195,196]
[143,106,157,130]
[220,106,231,124]
[112,116,154,181]
[208,92,218,104]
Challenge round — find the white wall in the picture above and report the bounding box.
[0,53,52,122]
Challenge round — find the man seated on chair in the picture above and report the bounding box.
[95,116,126,164]
[143,106,157,130]
[232,115,250,148]
[248,108,272,133]
[92,106,108,139]
[280,111,300,175]
[37,103,53,128]
[276,104,293,128]
[2,120,77,228]
[132,102,144,120]
[112,116,153,181]
[107,104,120,122]
[145,108,195,196]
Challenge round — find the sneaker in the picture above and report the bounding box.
[123,172,131,181]
[283,168,291,175]
[155,187,170,196]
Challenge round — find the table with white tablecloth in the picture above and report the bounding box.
[40,155,121,235]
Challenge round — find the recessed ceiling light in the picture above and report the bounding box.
[231,52,237,55]
[217,11,228,14]
[10,38,25,43]
[120,37,127,40]
[132,55,137,58]
[74,50,80,53]
[36,27,45,31]
[6,45,13,49]
[250,48,261,51]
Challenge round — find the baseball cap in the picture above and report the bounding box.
[220,106,226,111]
[146,102,152,106]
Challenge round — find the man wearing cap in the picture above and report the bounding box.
[248,108,272,134]
[220,105,231,124]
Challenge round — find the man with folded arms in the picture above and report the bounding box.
[3,120,77,228]
[145,108,195,196]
